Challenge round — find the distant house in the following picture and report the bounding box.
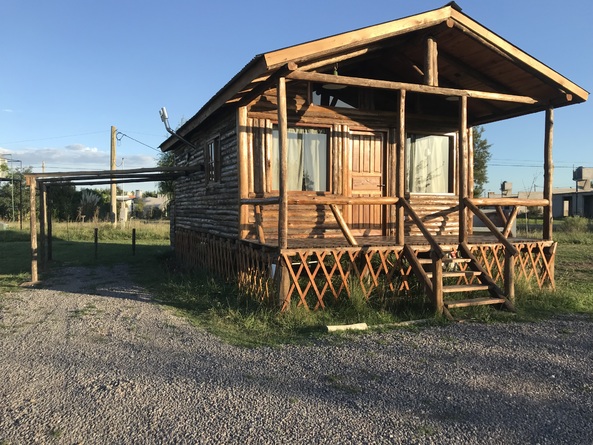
[553,189,593,219]
[159,3,588,316]
[141,195,169,218]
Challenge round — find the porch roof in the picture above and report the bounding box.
[161,2,588,151]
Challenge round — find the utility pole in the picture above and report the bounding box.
[110,126,117,225]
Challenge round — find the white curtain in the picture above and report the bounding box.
[406,134,450,193]
[272,128,327,191]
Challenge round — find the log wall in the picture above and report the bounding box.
[173,111,240,239]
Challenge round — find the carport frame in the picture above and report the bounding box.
[25,166,199,282]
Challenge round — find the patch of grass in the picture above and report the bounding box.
[68,303,101,319]
[151,268,442,347]
[48,427,62,439]
[153,271,326,346]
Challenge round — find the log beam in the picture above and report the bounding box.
[329,204,358,246]
[286,70,538,104]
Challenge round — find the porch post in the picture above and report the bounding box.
[467,127,474,234]
[29,178,38,282]
[47,186,52,261]
[39,182,47,272]
[543,107,554,241]
[396,89,406,244]
[458,96,468,243]
[237,106,250,240]
[277,77,288,250]
[276,77,291,308]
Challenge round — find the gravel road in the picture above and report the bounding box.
[1,265,592,444]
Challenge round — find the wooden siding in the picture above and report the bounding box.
[405,195,459,236]
[174,111,239,239]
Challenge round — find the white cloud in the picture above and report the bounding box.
[0,145,157,173]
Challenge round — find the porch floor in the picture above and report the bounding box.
[245,234,550,252]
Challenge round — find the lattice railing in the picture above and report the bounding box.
[276,247,422,311]
[175,229,556,311]
[465,242,555,289]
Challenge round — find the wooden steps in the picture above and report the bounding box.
[409,244,515,318]
[443,284,490,293]
[444,297,506,309]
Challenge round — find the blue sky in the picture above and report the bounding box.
[1,0,591,194]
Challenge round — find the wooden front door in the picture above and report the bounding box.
[348,131,386,236]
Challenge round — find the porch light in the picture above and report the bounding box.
[323,64,347,90]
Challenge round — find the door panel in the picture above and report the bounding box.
[348,131,386,236]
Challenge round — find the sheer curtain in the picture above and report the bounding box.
[272,128,327,191]
[406,134,450,193]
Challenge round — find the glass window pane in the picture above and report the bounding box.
[272,128,328,191]
[406,134,451,193]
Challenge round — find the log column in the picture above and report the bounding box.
[396,90,406,244]
[424,36,438,87]
[39,182,47,272]
[277,77,288,249]
[543,107,554,241]
[237,106,249,239]
[29,179,38,283]
[276,77,290,308]
[458,96,468,243]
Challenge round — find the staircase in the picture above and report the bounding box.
[405,243,515,320]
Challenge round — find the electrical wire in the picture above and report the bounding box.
[116,131,161,153]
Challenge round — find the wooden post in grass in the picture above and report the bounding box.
[29,179,38,282]
[39,182,47,272]
[47,186,53,261]
[94,228,98,259]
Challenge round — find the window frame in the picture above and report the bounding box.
[270,125,331,193]
[205,136,221,184]
[405,131,457,195]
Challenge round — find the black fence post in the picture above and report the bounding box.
[94,228,98,259]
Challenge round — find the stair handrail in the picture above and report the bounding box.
[464,198,519,256]
[400,199,445,259]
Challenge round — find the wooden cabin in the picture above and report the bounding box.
[159,3,588,317]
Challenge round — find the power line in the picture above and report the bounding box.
[116,131,161,153]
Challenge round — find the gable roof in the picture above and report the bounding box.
[161,3,588,150]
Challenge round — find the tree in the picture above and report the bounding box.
[48,184,78,221]
[0,166,32,222]
[157,150,175,201]
[472,126,492,197]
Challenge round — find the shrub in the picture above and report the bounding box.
[558,216,590,233]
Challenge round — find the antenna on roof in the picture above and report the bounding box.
[159,107,171,131]
[158,107,200,153]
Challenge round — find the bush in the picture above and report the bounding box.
[558,216,590,233]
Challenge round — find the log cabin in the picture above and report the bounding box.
[159,2,588,317]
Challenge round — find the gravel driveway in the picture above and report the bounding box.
[1,265,592,444]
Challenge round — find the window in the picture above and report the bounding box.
[406,134,454,193]
[271,127,328,191]
[205,137,221,183]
